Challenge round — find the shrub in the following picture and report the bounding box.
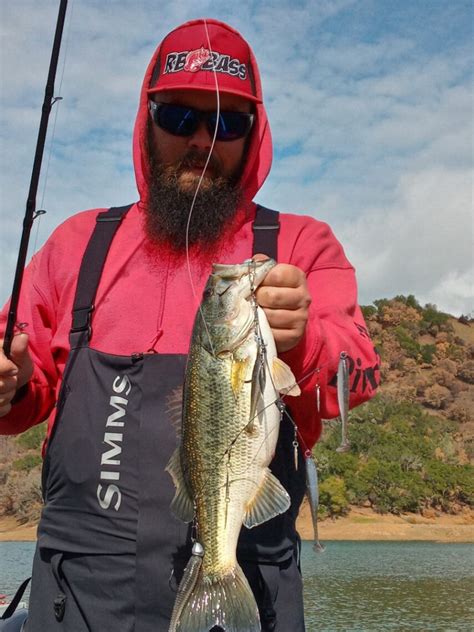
[314,395,473,516]
[16,422,46,451]
[420,304,451,334]
[423,461,474,510]
[318,476,349,516]
[353,459,428,514]
[0,470,43,523]
[373,299,390,316]
[12,454,42,472]
[361,305,377,320]
[422,384,451,410]
[448,400,471,423]
[458,360,474,384]
[403,295,422,310]
[394,326,421,360]
[420,344,436,364]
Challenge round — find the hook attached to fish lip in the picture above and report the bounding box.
[336,351,351,453]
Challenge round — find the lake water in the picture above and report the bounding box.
[1,540,473,630]
[301,541,473,631]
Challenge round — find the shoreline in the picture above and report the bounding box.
[1,505,473,543]
[297,503,474,543]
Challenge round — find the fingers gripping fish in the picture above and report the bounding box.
[166,259,300,632]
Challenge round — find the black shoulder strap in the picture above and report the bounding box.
[70,204,132,346]
[69,202,277,345]
[252,205,280,260]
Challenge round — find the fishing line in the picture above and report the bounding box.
[234,361,331,454]
[184,18,221,358]
[185,359,330,499]
[177,23,330,507]
[32,0,75,257]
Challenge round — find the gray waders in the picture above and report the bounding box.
[23,205,306,632]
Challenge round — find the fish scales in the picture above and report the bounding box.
[167,259,300,632]
[184,338,261,577]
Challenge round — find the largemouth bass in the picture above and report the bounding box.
[166,259,300,632]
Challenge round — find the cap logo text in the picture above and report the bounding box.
[164,48,247,80]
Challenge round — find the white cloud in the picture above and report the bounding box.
[1,0,472,318]
[422,270,473,318]
[340,168,473,310]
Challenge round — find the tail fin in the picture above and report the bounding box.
[170,560,260,632]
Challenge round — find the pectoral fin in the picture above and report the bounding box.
[243,468,291,528]
[271,357,301,396]
[165,448,194,522]
[231,356,252,396]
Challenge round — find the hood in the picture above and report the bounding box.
[132,18,272,207]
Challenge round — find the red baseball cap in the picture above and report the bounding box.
[147,19,262,104]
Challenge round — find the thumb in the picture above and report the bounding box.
[8,333,33,387]
[9,332,29,361]
[252,253,271,263]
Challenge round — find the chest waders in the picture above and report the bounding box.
[25,205,306,632]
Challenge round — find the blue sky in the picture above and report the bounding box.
[1,0,472,315]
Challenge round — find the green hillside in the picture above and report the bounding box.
[315,296,473,518]
[315,395,473,517]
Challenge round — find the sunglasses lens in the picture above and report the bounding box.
[151,103,253,141]
[156,104,198,136]
[213,112,253,141]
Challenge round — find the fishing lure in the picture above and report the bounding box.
[168,541,204,632]
[305,452,325,552]
[336,351,351,453]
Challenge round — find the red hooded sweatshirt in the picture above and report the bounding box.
[0,19,379,452]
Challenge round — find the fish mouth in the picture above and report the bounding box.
[212,258,272,273]
[212,259,275,288]
[199,258,276,354]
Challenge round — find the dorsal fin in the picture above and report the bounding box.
[166,387,184,437]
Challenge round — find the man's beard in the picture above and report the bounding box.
[145,149,243,253]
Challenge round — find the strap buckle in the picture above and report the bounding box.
[70,304,94,336]
[252,223,279,231]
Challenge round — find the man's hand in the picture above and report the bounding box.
[255,257,312,353]
[0,334,33,417]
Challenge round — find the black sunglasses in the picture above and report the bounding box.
[148,101,254,142]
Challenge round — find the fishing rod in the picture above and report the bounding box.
[3,0,68,358]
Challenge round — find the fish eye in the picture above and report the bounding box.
[203,287,214,299]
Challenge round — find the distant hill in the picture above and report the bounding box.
[314,296,473,518]
[0,296,472,524]
[361,296,473,428]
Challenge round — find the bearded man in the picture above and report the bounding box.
[0,18,379,632]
